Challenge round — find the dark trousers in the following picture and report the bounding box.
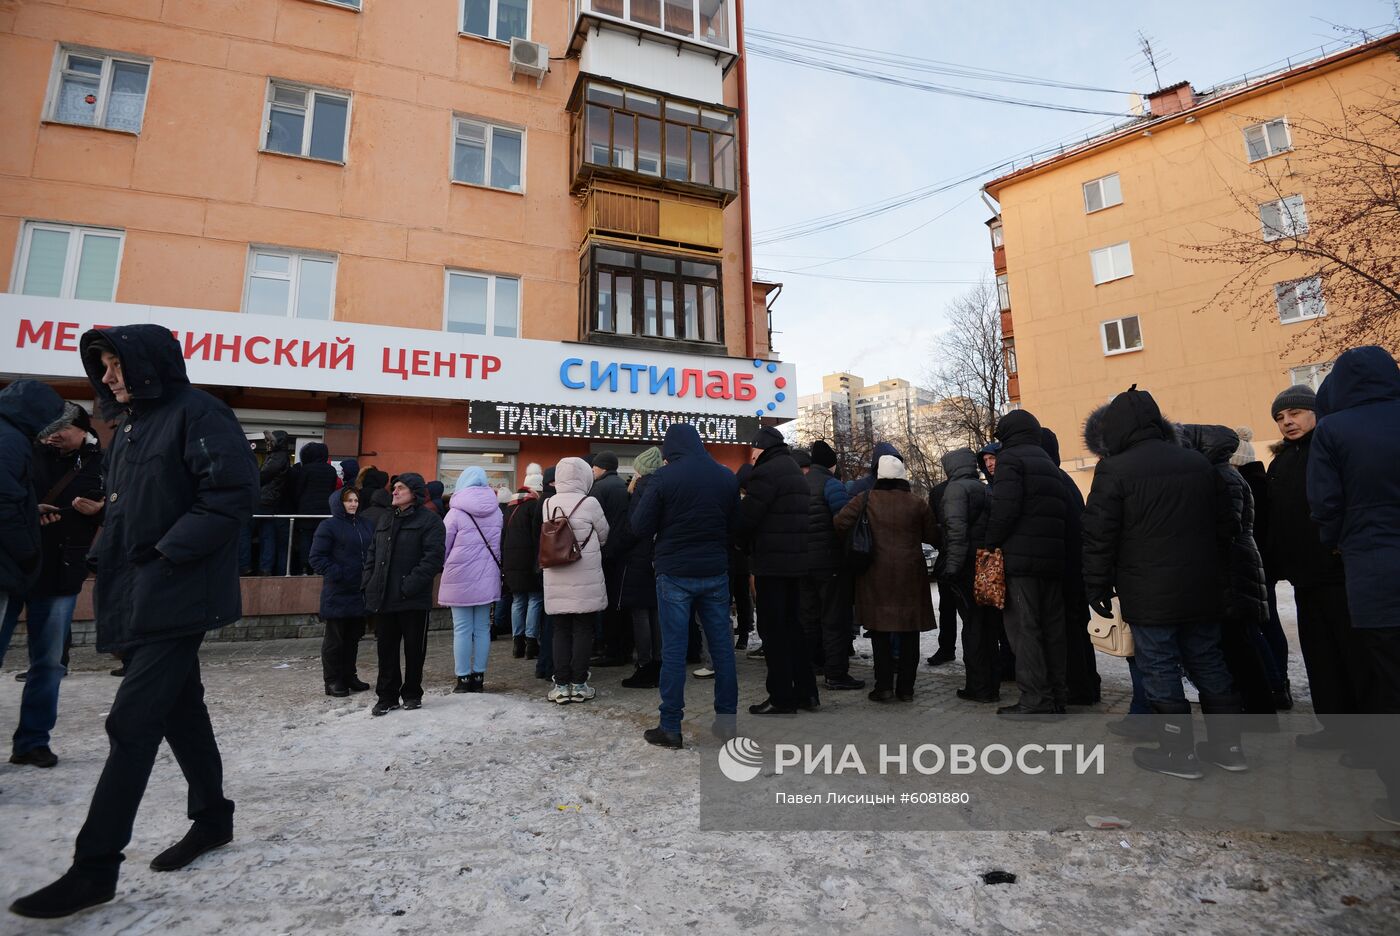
[73,633,232,879]
[1001,576,1067,711]
[1355,627,1400,811]
[1221,615,1276,714]
[600,558,632,660]
[1294,583,1366,725]
[1258,580,1289,688]
[871,631,919,694]
[755,575,817,709]
[321,616,365,686]
[730,557,753,638]
[374,609,429,706]
[936,579,959,654]
[950,578,998,697]
[800,571,851,680]
[552,613,595,684]
[1064,612,1101,703]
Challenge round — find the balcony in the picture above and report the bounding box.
[582,183,724,250]
[570,0,736,60]
[1007,373,1020,401]
[1000,309,1014,338]
[992,244,1006,272]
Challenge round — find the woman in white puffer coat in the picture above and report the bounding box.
[542,457,609,703]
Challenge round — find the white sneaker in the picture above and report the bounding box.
[548,681,572,704]
[693,667,716,679]
[571,682,596,702]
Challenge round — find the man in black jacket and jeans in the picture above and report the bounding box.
[363,472,445,717]
[735,427,814,714]
[11,325,259,920]
[984,410,1067,717]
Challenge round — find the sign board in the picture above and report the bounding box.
[469,401,760,444]
[0,296,797,420]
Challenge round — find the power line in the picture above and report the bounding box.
[754,268,984,285]
[755,253,990,264]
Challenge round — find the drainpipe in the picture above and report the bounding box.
[736,0,755,360]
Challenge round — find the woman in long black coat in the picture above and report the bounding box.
[617,446,663,688]
[309,488,375,696]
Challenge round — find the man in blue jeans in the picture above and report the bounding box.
[630,423,740,749]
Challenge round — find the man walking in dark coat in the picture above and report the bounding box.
[11,326,258,920]
[1265,383,1361,749]
[362,472,445,716]
[589,451,632,667]
[984,410,1067,717]
[800,440,861,690]
[3,402,105,769]
[1307,346,1400,825]
[735,427,815,715]
[1040,427,1101,705]
[1082,387,1242,780]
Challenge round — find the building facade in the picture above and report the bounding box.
[983,35,1398,483]
[0,0,790,492]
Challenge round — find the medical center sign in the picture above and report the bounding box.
[0,296,797,421]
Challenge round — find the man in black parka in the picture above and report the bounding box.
[11,325,258,920]
[1039,427,1101,706]
[984,409,1067,717]
[589,451,632,667]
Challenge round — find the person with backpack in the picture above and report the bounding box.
[540,457,609,705]
[439,468,503,694]
[502,464,544,661]
[308,487,374,697]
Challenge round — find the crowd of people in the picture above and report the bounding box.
[0,323,1397,918]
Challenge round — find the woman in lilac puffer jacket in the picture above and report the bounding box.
[439,467,503,693]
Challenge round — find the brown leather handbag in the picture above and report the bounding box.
[538,497,593,569]
[973,548,1006,609]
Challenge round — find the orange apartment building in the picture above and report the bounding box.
[0,0,791,494]
[982,34,1399,488]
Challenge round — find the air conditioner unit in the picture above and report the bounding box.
[509,37,549,87]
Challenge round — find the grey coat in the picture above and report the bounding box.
[937,448,989,579]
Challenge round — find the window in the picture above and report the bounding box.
[452,117,524,191]
[583,0,730,48]
[582,244,722,344]
[1101,315,1143,355]
[439,450,515,492]
[1274,276,1326,324]
[1244,118,1291,162]
[1290,362,1333,392]
[1090,242,1134,285]
[461,0,529,43]
[1082,173,1123,213]
[573,80,737,194]
[1002,337,1018,374]
[243,248,337,320]
[46,47,150,133]
[996,274,1011,312]
[263,81,350,162]
[1260,194,1308,241]
[13,221,124,300]
[989,223,1004,249]
[445,270,521,337]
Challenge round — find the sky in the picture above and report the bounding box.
[743,0,1397,397]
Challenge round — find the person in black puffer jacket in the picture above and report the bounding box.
[287,441,337,575]
[309,487,375,696]
[501,469,544,660]
[1040,427,1101,706]
[800,440,859,690]
[734,426,814,714]
[984,409,1067,716]
[616,446,663,689]
[589,451,632,667]
[362,472,445,715]
[358,468,391,531]
[1082,387,1241,779]
[1234,436,1293,709]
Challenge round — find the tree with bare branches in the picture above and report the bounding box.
[1181,89,1400,355]
[926,277,1010,451]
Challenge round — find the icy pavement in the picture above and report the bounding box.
[1,589,1398,934]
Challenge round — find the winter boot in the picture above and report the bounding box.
[9,869,116,919]
[548,679,572,704]
[468,672,485,693]
[1196,692,1248,772]
[622,662,660,689]
[513,636,527,659]
[346,675,371,693]
[453,676,472,694]
[525,637,540,660]
[150,822,233,872]
[325,681,349,698]
[1132,701,1204,780]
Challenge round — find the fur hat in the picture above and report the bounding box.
[810,440,838,469]
[877,454,906,481]
[38,400,91,439]
[1271,384,1316,419]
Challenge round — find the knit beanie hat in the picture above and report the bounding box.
[877,454,907,481]
[1271,384,1316,419]
[750,426,785,450]
[362,468,389,492]
[1230,426,1257,466]
[810,440,838,469]
[792,448,812,468]
[594,450,619,472]
[523,461,545,492]
[633,446,663,477]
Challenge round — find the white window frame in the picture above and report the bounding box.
[11,220,126,300]
[451,115,527,193]
[1260,194,1309,242]
[1289,362,1333,392]
[1100,315,1144,356]
[241,246,339,320]
[443,269,522,338]
[459,0,532,43]
[1243,117,1292,162]
[44,45,153,134]
[307,0,361,9]
[261,79,352,163]
[989,224,1004,249]
[1090,241,1134,285]
[1082,172,1123,214]
[1274,276,1326,325]
[996,273,1010,311]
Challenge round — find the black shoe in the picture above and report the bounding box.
[926,649,956,666]
[1107,716,1156,741]
[325,682,349,698]
[797,695,821,712]
[150,823,232,872]
[513,636,526,659]
[9,870,115,919]
[467,673,484,693]
[371,702,399,716]
[896,690,915,702]
[956,689,1000,704]
[1272,678,1294,711]
[402,698,422,710]
[824,676,866,691]
[621,664,660,689]
[1296,730,1348,750]
[453,676,472,694]
[9,746,58,768]
[525,638,540,660]
[734,633,749,651]
[997,703,1059,719]
[110,666,126,677]
[749,700,796,715]
[868,689,895,703]
[13,671,26,682]
[745,645,765,659]
[644,727,683,749]
[346,677,370,693]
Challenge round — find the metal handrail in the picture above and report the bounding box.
[247,513,333,577]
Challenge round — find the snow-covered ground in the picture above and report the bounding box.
[1,586,1397,935]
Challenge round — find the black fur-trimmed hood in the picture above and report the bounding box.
[1083,387,1176,458]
